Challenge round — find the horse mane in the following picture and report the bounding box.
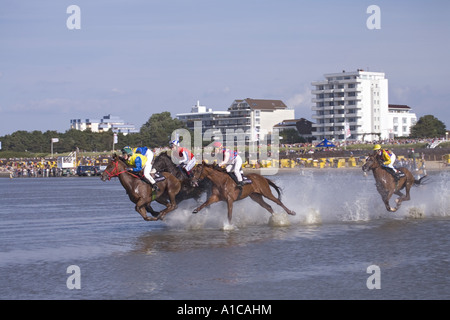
[112,153,129,168]
[367,153,384,167]
[202,161,227,173]
[158,151,171,158]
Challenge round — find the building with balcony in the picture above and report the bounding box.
[311,69,391,141]
[175,101,230,136]
[69,114,138,135]
[176,98,295,142]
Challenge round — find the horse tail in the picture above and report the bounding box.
[266,178,282,200]
[414,175,429,186]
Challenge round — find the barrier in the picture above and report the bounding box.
[443,154,450,165]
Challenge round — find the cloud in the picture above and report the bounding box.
[111,88,126,94]
[391,86,411,102]
[286,86,312,119]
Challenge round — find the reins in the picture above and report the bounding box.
[104,160,140,180]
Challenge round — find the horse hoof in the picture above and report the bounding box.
[289,211,296,216]
[192,209,198,214]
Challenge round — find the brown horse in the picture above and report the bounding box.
[362,153,427,212]
[100,154,181,221]
[190,162,296,224]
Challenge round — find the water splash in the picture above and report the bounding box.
[162,170,449,230]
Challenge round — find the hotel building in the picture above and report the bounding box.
[311,70,415,141]
[177,99,295,141]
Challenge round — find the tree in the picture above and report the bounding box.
[279,129,306,144]
[409,115,446,138]
[139,112,188,147]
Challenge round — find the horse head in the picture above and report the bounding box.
[100,154,127,181]
[362,152,382,173]
[190,162,208,187]
[153,151,177,173]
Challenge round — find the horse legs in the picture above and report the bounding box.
[145,203,160,217]
[226,198,234,224]
[393,184,411,210]
[261,191,296,216]
[381,190,397,212]
[192,194,220,214]
[249,193,274,214]
[135,198,157,221]
[156,186,179,221]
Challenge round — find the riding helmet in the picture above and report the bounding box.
[373,144,382,151]
[169,140,179,148]
[122,146,133,156]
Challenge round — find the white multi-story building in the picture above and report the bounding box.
[388,104,417,138]
[312,70,393,141]
[70,114,138,135]
[175,101,230,137]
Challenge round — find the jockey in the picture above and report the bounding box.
[213,141,244,187]
[169,140,196,178]
[373,144,404,180]
[122,146,158,190]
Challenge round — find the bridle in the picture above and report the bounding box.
[363,154,382,172]
[103,160,127,180]
[103,160,140,180]
[190,164,205,187]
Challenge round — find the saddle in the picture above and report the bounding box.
[383,166,405,181]
[152,172,166,183]
[137,171,165,183]
[227,172,252,185]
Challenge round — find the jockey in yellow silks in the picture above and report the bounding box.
[122,146,158,190]
[373,144,404,180]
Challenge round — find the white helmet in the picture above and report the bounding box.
[169,140,179,147]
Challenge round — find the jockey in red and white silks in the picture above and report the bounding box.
[169,140,196,176]
[213,141,243,186]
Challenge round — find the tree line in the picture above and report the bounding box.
[0,112,188,154]
[0,113,447,154]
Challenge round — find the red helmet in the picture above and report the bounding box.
[213,141,222,148]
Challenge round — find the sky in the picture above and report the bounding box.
[1,0,450,137]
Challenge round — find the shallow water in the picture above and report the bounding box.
[0,170,449,300]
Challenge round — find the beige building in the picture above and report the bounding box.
[177,98,295,141]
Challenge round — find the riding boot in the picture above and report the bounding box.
[390,169,400,181]
[142,177,159,191]
[185,169,193,179]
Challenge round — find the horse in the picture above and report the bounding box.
[190,162,296,224]
[362,153,427,212]
[152,151,211,202]
[100,154,181,221]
